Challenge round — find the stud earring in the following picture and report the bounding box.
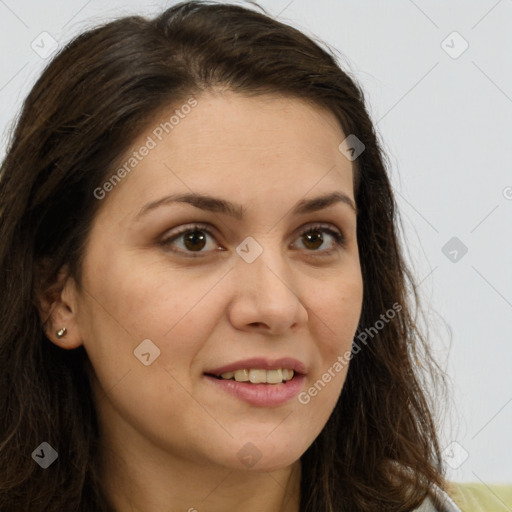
[56,327,67,338]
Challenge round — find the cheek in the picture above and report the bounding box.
[78,246,231,398]
[309,271,363,356]
[296,271,362,417]
[81,236,221,337]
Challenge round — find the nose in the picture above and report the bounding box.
[227,239,309,335]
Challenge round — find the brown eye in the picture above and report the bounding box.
[160,222,345,258]
[182,230,208,252]
[302,230,324,250]
[293,225,345,254]
[160,223,220,257]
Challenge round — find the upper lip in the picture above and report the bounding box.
[205,357,307,376]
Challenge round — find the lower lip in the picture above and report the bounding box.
[204,374,306,407]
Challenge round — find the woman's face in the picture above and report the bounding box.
[64,90,363,472]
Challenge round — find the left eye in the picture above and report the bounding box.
[293,225,345,253]
[160,223,345,257]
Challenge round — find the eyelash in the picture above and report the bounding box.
[159,222,346,258]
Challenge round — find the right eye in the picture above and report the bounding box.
[159,223,223,257]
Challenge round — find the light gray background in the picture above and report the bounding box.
[1,0,511,485]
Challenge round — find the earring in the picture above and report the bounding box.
[56,327,67,338]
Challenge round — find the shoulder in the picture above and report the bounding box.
[413,482,512,512]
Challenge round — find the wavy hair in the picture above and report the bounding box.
[0,1,447,510]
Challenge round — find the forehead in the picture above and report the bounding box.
[96,91,354,221]
[168,90,345,156]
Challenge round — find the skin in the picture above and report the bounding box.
[39,90,364,512]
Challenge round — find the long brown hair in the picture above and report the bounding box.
[0,1,447,510]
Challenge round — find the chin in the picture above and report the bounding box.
[220,436,307,472]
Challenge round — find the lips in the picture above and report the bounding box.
[203,357,308,406]
[204,357,307,377]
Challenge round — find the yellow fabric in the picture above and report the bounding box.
[447,482,512,512]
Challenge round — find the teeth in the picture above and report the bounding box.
[219,369,294,384]
[233,369,249,382]
[283,370,294,381]
[266,369,283,384]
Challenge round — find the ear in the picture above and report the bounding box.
[35,262,84,350]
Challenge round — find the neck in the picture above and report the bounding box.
[98,433,302,512]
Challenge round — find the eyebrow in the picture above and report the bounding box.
[135,190,357,221]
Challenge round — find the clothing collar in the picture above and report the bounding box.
[413,482,463,512]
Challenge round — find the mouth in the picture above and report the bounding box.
[203,357,307,407]
[204,357,307,383]
[205,368,297,384]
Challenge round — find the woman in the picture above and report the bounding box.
[0,1,475,510]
